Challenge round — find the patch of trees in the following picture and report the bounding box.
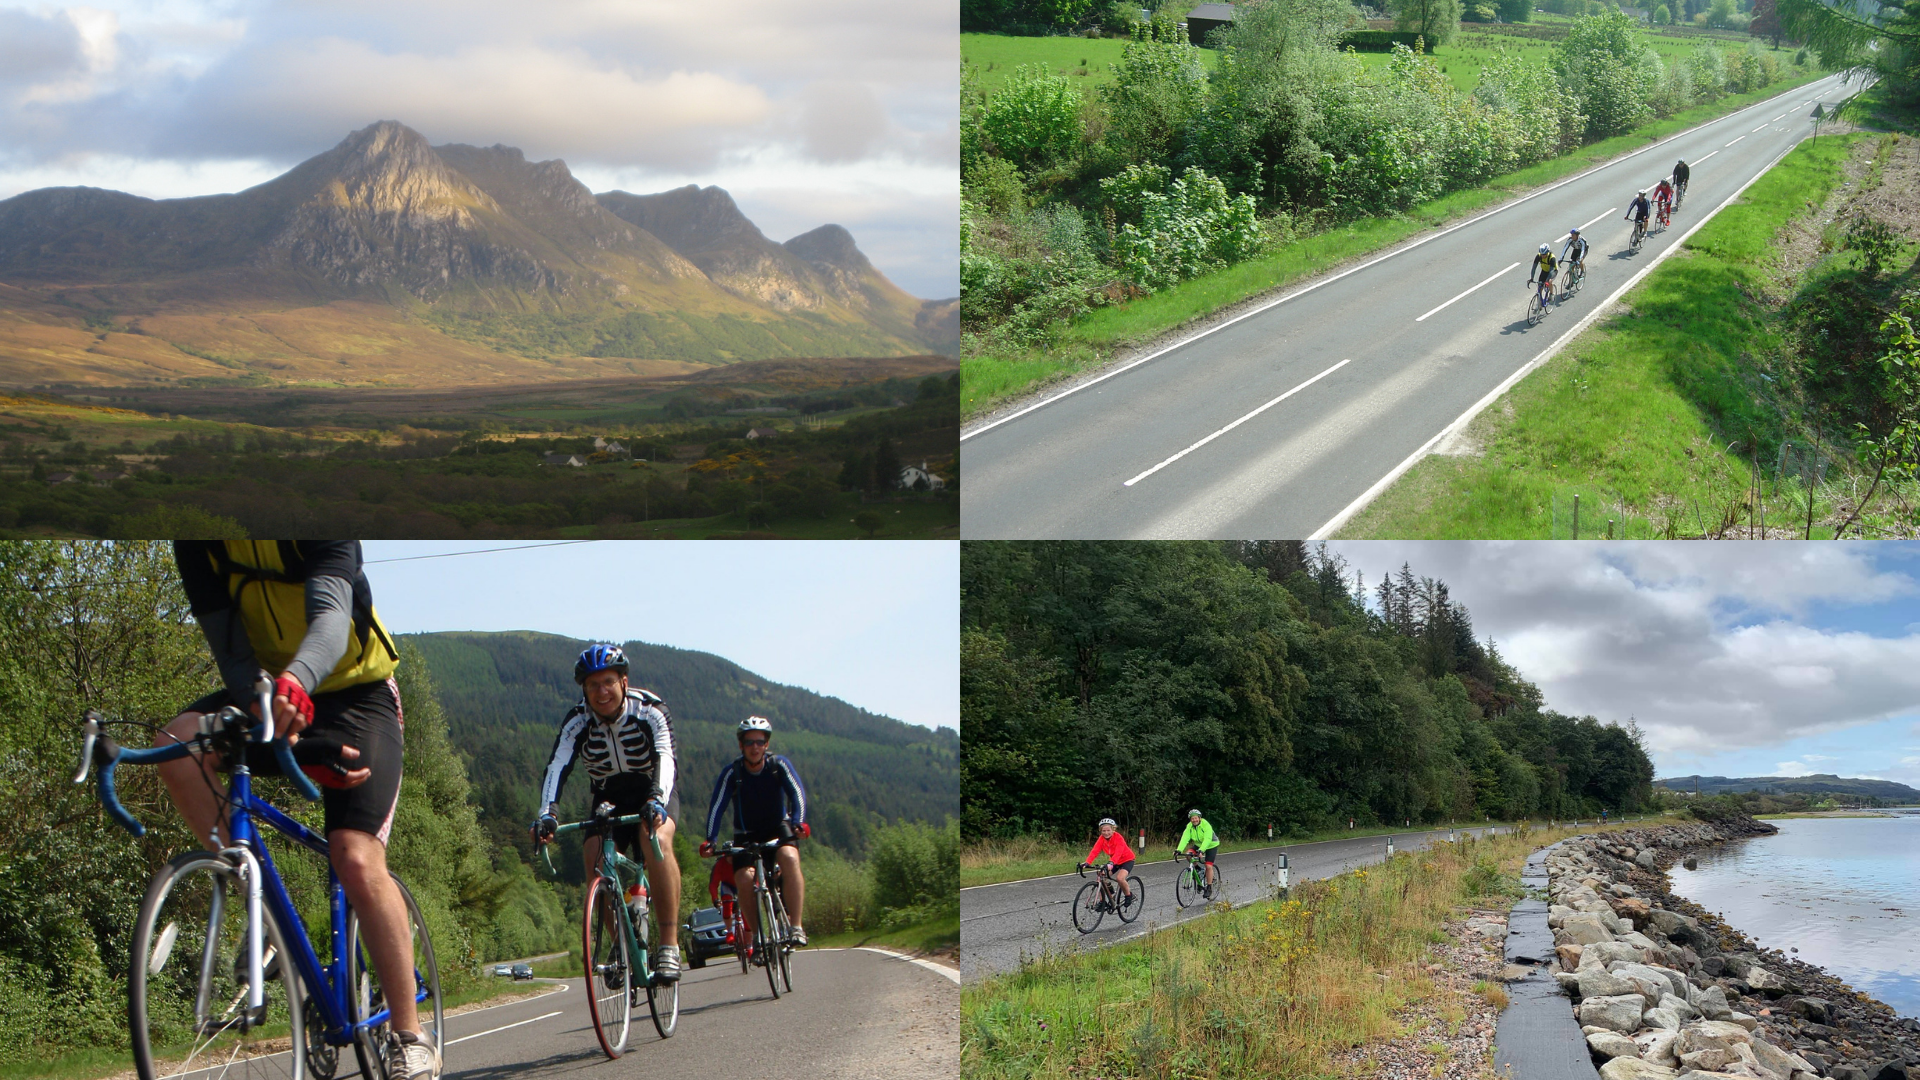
[963,6,1808,348]
[962,541,1656,842]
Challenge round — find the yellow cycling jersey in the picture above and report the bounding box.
[185,541,400,694]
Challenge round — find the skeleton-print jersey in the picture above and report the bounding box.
[540,688,676,808]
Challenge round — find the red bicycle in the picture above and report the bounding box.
[1656,199,1672,231]
[718,883,750,975]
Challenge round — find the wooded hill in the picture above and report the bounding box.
[404,631,958,875]
[963,541,1657,842]
[1657,774,1920,801]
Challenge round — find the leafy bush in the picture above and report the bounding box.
[1109,167,1265,289]
[1555,12,1656,137]
[869,819,960,915]
[981,66,1085,172]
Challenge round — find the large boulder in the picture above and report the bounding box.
[1601,1059,1679,1080]
[1589,1031,1643,1060]
[1636,849,1658,869]
[1678,1047,1742,1071]
[1581,994,1648,1033]
[1687,984,1733,1021]
[1588,941,1654,968]
[1612,896,1653,927]
[1745,967,1789,995]
[1659,992,1702,1022]
[1582,967,1651,1002]
[1636,1030,1682,1068]
[1561,912,1616,946]
[1614,962,1683,1002]
[1748,1036,1814,1078]
[1559,943,1586,970]
[1675,1021,1753,1055]
[1550,904,1578,928]
[1643,1007,1683,1031]
[1786,997,1831,1024]
[1648,909,1713,952]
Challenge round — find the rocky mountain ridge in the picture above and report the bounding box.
[1543,819,1920,1080]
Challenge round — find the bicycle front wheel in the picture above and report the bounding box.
[1527,292,1545,326]
[129,850,305,1080]
[647,910,679,1038]
[1070,880,1105,933]
[755,885,782,998]
[1118,877,1145,923]
[770,890,794,994]
[1175,864,1199,909]
[345,874,443,1080]
[731,904,749,976]
[583,875,633,1058]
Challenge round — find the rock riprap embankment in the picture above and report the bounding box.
[1545,817,1920,1080]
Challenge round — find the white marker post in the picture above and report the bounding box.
[1275,852,1290,893]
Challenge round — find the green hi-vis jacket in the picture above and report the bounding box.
[1178,819,1220,852]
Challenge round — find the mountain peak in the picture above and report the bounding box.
[595,185,766,254]
[784,224,868,272]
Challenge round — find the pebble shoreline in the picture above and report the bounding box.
[1546,817,1920,1080]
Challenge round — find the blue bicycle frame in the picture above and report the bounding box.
[78,680,426,1047]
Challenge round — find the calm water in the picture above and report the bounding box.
[1666,813,1920,1019]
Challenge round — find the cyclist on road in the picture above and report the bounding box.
[1081,817,1137,906]
[1561,227,1588,278]
[159,543,437,1080]
[1673,159,1690,198]
[701,716,810,949]
[533,644,685,982]
[1626,189,1652,237]
[1653,177,1675,225]
[1178,808,1222,890]
[1528,244,1558,308]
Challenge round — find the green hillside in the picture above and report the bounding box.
[1656,774,1920,800]
[403,631,958,876]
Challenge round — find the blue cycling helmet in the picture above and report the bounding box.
[574,644,630,684]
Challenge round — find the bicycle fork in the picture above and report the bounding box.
[218,845,270,1033]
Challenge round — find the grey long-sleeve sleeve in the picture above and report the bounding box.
[284,575,352,693]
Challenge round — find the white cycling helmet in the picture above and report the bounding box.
[738,716,773,736]
[1098,817,1117,828]
[1188,808,1203,818]
[1638,188,1649,196]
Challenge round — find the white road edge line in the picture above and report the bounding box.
[446,1010,563,1047]
[1307,137,1803,541]
[1417,262,1519,322]
[1578,209,1617,234]
[1122,358,1350,486]
[853,946,962,984]
[956,73,1841,444]
[1727,135,1746,146]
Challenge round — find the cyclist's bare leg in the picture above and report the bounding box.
[332,828,422,1037]
[734,864,761,935]
[155,711,227,849]
[1114,866,1131,898]
[1205,859,1216,887]
[772,843,804,928]
[642,817,680,948]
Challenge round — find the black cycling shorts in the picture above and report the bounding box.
[1108,859,1136,875]
[728,825,797,873]
[1200,848,1217,865]
[184,677,404,845]
[587,778,680,865]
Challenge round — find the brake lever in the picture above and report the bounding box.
[72,712,105,785]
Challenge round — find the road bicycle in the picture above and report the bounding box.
[1071,862,1143,933]
[717,881,750,976]
[1527,278,1552,326]
[1674,180,1687,211]
[1655,200,1672,231]
[1560,259,1585,298]
[1629,216,1647,253]
[1173,850,1225,908]
[543,805,678,1057]
[712,837,798,998]
[73,677,442,1080]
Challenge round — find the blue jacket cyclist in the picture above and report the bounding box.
[533,643,685,981]
[703,716,812,948]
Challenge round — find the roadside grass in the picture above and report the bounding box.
[810,907,961,954]
[556,491,958,539]
[962,820,1525,889]
[961,822,1617,1079]
[1342,132,1887,538]
[963,70,1827,421]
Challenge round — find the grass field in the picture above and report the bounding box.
[557,491,959,540]
[810,908,961,954]
[962,68,1826,419]
[1342,131,1890,538]
[962,821,1638,1079]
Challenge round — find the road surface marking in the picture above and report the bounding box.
[956,74,1841,444]
[1726,135,1745,146]
[1577,209,1617,234]
[1416,262,1519,322]
[1122,358,1351,487]
[1309,137,1803,540]
[851,946,963,984]
[1695,151,1719,164]
[447,1010,563,1046]
[1752,123,1769,132]
[1771,112,1790,122]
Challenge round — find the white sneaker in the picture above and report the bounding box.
[654,945,683,983]
[389,1029,441,1080]
[791,925,807,946]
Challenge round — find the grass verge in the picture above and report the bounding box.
[810,907,961,955]
[961,822,1620,1079]
[1342,131,1884,538]
[962,820,1523,889]
[963,71,1829,421]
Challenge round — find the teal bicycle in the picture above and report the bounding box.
[73,677,442,1080]
[1173,850,1220,908]
[542,804,678,1058]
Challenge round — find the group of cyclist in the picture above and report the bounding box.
[1078,808,1224,907]
[145,542,812,1080]
[1528,159,1691,310]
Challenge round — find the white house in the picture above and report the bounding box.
[746,427,779,440]
[542,452,586,467]
[899,461,946,491]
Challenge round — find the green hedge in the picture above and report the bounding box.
[1338,30,1429,50]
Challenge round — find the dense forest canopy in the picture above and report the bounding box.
[962,541,1655,841]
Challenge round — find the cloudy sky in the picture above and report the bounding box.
[0,0,957,300]
[1331,542,1920,789]
[360,541,958,731]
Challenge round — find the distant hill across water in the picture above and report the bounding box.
[403,630,957,862]
[1655,774,1920,801]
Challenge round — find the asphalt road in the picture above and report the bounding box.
[959,826,1506,983]
[960,72,1862,539]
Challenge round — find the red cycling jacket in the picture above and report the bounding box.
[1086,832,1136,866]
